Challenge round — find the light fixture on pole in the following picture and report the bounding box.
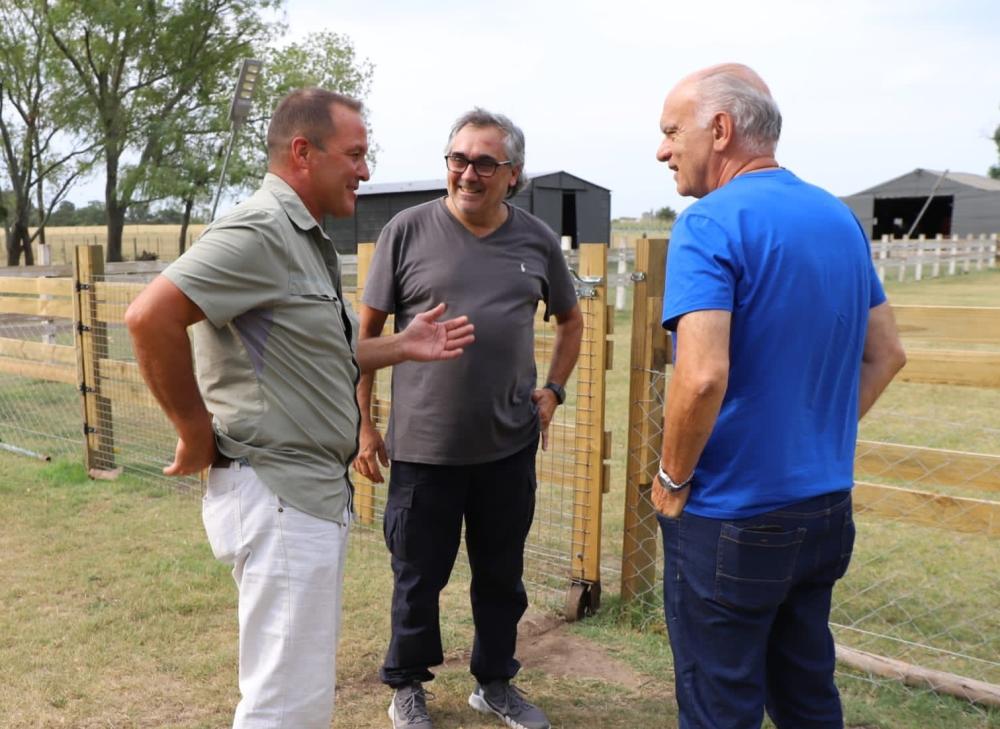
[210,58,263,220]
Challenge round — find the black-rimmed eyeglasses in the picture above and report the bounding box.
[444,154,513,177]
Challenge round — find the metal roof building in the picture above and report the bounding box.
[841,168,1000,238]
[324,171,611,254]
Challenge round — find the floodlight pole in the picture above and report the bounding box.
[211,59,263,221]
[904,168,948,239]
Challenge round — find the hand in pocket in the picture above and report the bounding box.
[652,479,691,519]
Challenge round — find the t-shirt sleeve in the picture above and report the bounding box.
[544,234,578,320]
[361,221,398,314]
[162,214,286,328]
[661,213,738,331]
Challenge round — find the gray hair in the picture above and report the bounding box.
[693,67,782,155]
[444,108,527,198]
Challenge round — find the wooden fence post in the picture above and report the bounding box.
[914,234,924,282]
[620,237,669,605]
[566,242,610,620]
[949,238,958,276]
[353,242,377,525]
[932,234,942,278]
[73,244,117,476]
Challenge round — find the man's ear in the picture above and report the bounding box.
[289,136,311,168]
[509,166,522,193]
[712,112,734,151]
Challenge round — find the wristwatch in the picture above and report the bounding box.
[543,381,566,404]
[657,464,693,492]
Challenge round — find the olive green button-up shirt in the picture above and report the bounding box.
[163,173,359,523]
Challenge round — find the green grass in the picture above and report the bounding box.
[1,264,998,727]
[882,267,1000,307]
[5,453,994,728]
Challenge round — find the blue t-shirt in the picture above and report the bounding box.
[662,168,885,519]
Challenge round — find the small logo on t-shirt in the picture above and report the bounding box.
[520,262,526,272]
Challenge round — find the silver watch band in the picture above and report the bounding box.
[657,464,693,491]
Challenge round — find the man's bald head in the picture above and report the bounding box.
[675,63,782,156]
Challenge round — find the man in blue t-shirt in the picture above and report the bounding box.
[652,64,906,728]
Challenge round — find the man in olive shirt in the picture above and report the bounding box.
[355,108,583,729]
[125,89,474,729]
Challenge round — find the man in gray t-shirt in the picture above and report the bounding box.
[356,109,582,729]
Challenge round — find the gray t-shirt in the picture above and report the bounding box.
[363,198,577,465]
[163,173,359,524]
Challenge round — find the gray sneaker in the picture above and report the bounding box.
[388,682,433,729]
[468,680,550,729]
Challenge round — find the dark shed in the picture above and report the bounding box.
[324,170,611,254]
[841,169,1000,239]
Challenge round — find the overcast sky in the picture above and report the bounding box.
[65,0,1000,220]
[274,0,999,219]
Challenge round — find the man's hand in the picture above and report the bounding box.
[164,418,217,476]
[531,387,559,451]
[400,303,475,362]
[651,479,691,519]
[353,420,389,483]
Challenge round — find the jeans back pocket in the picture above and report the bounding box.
[715,523,805,612]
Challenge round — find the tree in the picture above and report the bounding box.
[142,30,376,257]
[654,206,677,222]
[238,31,376,187]
[0,0,93,265]
[44,0,278,262]
[990,121,999,180]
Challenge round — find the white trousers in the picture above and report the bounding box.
[202,464,350,729]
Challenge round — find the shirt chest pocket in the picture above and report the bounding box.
[288,276,347,342]
[289,275,339,302]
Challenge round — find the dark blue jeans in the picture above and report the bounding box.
[379,440,537,688]
[658,490,855,729]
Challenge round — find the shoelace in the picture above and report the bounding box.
[398,687,433,723]
[491,683,534,715]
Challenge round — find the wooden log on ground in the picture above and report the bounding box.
[836,644,1000,708]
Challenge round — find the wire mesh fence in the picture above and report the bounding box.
[348,243,611,616]
[0,243,610,619]
[618,237,1000,714]
[4,238,999,713]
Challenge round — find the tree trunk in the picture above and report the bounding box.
[6,220,34,266]
[178,195,194,256]
[106,201,125,262]
[104,157,124,262]
[34,173,46,247]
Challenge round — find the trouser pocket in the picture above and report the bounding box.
[382,477,415,560]
[715,523,805,611]
[202,467,242,564]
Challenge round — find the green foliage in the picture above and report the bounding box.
[232,31,377,191]
[44,0,280,260]
[0,0,95,265]
[990,121,999,180]
[654,205,677,221]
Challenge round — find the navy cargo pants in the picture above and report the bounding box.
[379,440,537,688]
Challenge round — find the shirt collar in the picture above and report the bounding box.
[261,172,332,242]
